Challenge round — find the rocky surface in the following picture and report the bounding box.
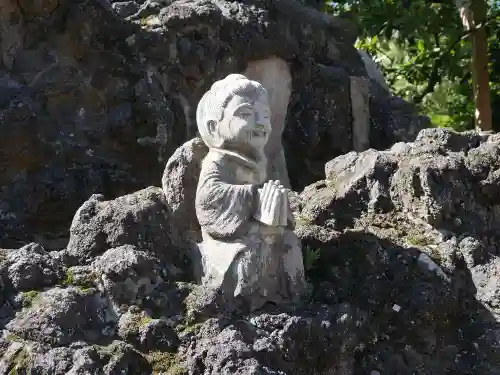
[296,128,500,374]
[162,137,208,243]
[3,0,497,373]
[0,0,429,248]
[0,128,499,374]
[65,187,183,266]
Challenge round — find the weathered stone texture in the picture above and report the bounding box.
[66,187,182,266]
[0,128,499,374]
[0,0,427,246]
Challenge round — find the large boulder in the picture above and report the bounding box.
[5,287,113,346]
[179,304,364,375]
[91,245,166,308]
[300,128,500,235]
[66,187,184,267]
[0,242,64,291]
[292,222,498,374]
[0,0,428,247]
[293,128,500,374]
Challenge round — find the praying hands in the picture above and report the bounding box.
[253,180,289,227]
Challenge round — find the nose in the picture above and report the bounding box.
[255,113,270,127]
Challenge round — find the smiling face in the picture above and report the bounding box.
[196,74,271,158]
[220,93,271,153]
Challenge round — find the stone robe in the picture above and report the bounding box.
[195,148,306,311]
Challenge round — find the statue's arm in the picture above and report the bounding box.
[195,170,259,239]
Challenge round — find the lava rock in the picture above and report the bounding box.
[66,187,182,266]
[5,287,113,346]
[1,242,64,291]
[180,303,365,374]
[118,309,180,352]
[92,245,165,308]
[0,0,427,246]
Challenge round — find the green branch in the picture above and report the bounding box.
[412,14,497,104]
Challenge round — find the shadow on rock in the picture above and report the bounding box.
[297,224,500,375]
[0,0,427,247]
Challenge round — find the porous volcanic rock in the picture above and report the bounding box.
[300,128,500,236]
[295,128,500,374]
[91,245,166,308]
[179,303,365,375]
[0,243,64,291]
[5,287,113,346]
[65,186,184,267]
[1,129,500,374]
[0,0,428,247]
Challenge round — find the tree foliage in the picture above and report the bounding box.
[324,0,500,131]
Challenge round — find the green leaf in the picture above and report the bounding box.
[417,39,425,52]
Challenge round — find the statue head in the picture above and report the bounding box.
[196,74,271,158]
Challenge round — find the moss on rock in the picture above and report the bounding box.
[146,351,186,375]
[7,347,31,375]
[20,290,40,308]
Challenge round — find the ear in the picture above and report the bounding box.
[207,120,217,137]
[206,120,224,148]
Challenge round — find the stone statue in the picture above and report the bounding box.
[195,74,306,312]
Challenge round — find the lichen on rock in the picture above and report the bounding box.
[0,0,499,371]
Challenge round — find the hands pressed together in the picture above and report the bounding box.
[253,180,289,227]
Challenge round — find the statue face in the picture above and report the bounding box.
[219,93,271,152]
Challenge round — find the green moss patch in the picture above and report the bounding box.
[405,230,436,247]
[60,269,96,289]
[146,351,186,375]
[7,347,31,375]
[21,290,40,308]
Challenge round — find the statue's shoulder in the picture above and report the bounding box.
[201,149,225,167]
[199,149,231,180]
[203,148,240,166]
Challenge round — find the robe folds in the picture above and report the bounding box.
[195,149,306,311]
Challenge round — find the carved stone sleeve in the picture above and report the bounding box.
[195,162,257,240]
